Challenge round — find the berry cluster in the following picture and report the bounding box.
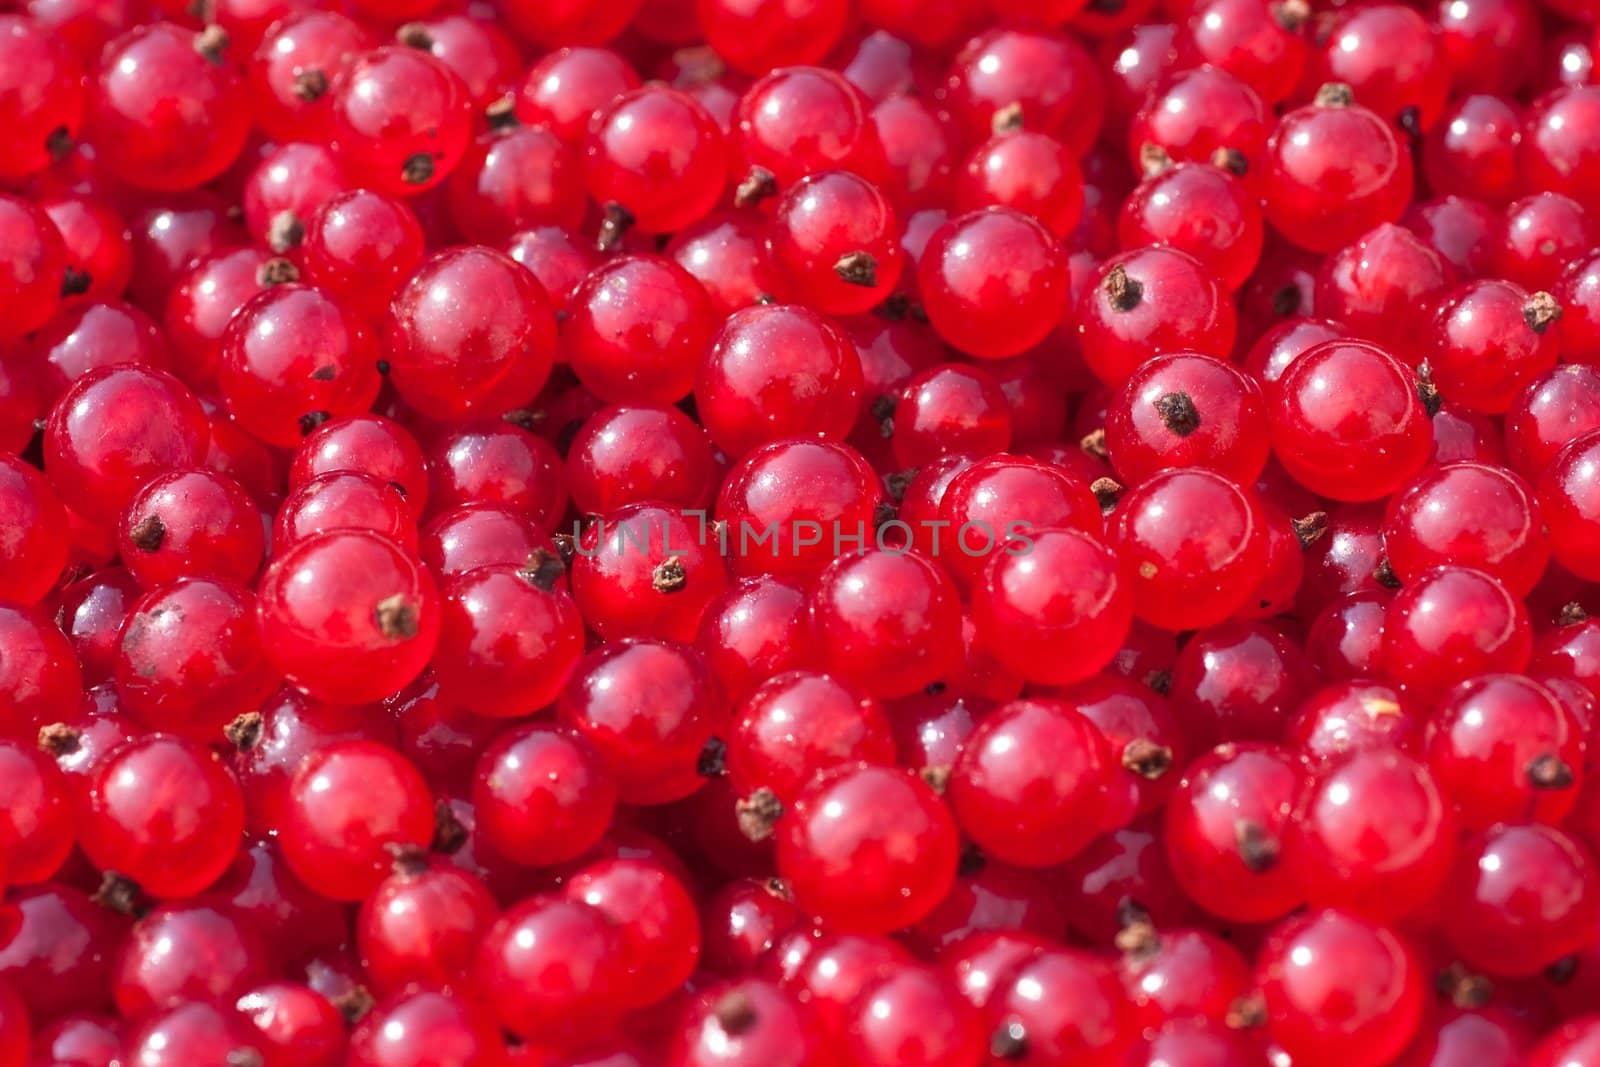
[7,0,1600,1064]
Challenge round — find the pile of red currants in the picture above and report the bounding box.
[8,0,1600,1063]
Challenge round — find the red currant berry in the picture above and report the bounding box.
[559,639,720,806]
[1379,565,1531,698]
[585,86,728,239]
[1256,909,1425,1067]
[1110,468,1270,631]
[1444,823,1600,978]
[280,740,434,902]
[917,208,1068,360]
[1263,84,1413,254]
[385,247,557,422]
[1270,340,1432,501]
[88,24,249,190]
[778,763,958,934]
[1165,742,1305,922]
[256,531,440,705]
[565,255,716,407]
[810,549,962,698]
[80,733,245,899]
[472,722,616,867]
[475,896,628,1043]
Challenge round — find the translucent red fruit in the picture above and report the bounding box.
[1109,468,1270,631]
[328,46,472,196]
[0,603,82,737]
[1379,565,1532,699]
[345,988,506,1067]
[1105,352,1270,486]
[256,531,440,705]
[733,65,881,191]
[809,549,962,699]
[1314,223,1455,368]
[218,284,381,449]
[564,857,700,1007]
[0,196,66,344]
[585,86,728,237]
[727,670,894,803]
[0,455,69,605]
[571,503,729,644]
[275,471,416,553]
[432,560,583,719]
[43,365,208,525]
[917,207,1069,360]
[88,24,250,191]
[696,0,848,74]
[1117,162,1263,290]
[474,896,630,1044]
[1165,742,1306,923]
[1263,85,1414,254]
[971,528,1133,687]
[1430,280,1562,415]
[1426,673,1584,831]
[1286,748,1454,922]
[384,246,557,422]
[115,579,278,740]
[0,14,85,183]
[566,405,718,515]
[948,698,1116,868]
[0,740,74,885]
[1443,823,1600,978]
[79,733,245,899]
[777,763,959,934]
[471,723,616,866]
[1269,340,1433,502]
[356,858,497,997]
[280,740,435,902]
[1255,909,1426,1067]
[1383,461,1548,595]
[1538,429,1600,581]
[557,639,720,805]
[116,468,262,589]
[565,255,716,407]
[299,189,426,323]
[767,170,903,316]
[941,28,1105,156]
[114,902,269,1018]
[1079,247,1237,387]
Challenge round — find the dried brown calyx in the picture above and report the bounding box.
[734,166,778,208]
[1153,391,1200,436]
[1104,263,1144,312]
[374,594,420,640]
[735,787,784,842]
[596,202,634,252]
[834,251,879,287]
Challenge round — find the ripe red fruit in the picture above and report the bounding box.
[433,560,583,718]
[1079,247,1238,386]
[79,733,245,899]
[472,723,617,866]
[384,247,557,422]
[1109,468,1270,631]
[280,740,435,902]
[256,531,440,705]
[1263,85,1413,254]
[1165,742,1305,923]
[88,25,250,191]
[1255,909,1426,1066]
[917,208,1068,360]
[777,763,958,934]
[1269,340,1432,502]
[949,698,1116,867]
